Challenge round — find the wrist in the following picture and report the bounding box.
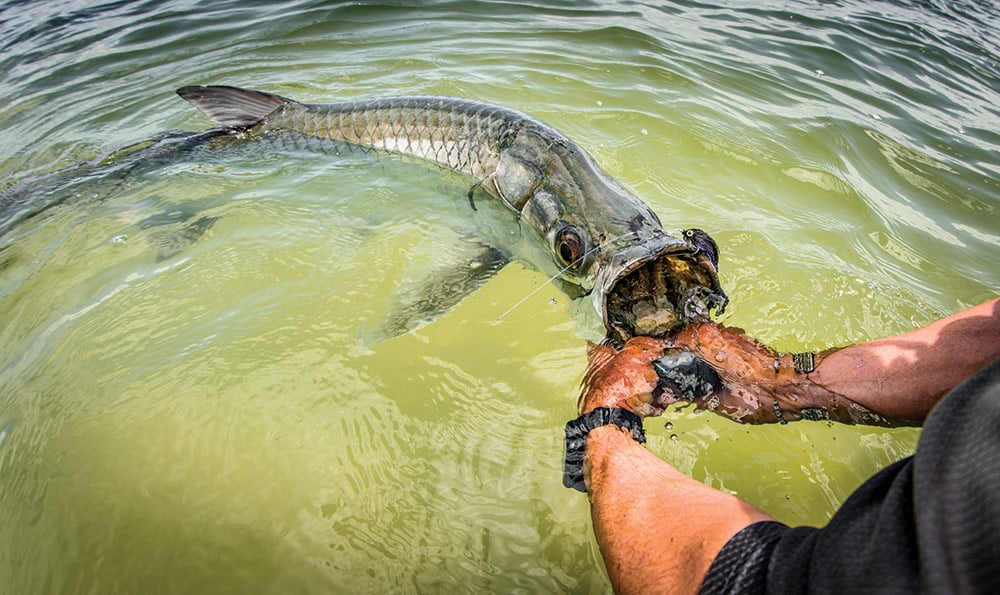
[585,423,646,457]
[563,407,646,492]
[771,349,898,426]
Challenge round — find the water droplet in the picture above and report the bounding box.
[640,128,648,135]
[548,298,557,306]
[664,421,673,431]
[714,353,726,363]
[669,434,678,441]
[110,234,129,246]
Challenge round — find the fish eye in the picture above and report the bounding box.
[555,227,584,267]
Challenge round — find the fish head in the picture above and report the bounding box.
[522,184,727,343]
[591,226,728,343]
[505,128,727,341]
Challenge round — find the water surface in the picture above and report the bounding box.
[1,0,998,592]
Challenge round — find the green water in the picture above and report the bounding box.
[1,0,997,592]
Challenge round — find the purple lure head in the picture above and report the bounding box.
[682,228,719,271]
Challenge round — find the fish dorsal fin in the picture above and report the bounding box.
[176,85,294,128]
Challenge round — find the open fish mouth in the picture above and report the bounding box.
[593,238,728,343]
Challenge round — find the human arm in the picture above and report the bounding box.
[578,338,775,594]
[574,299,1000,592]
[808,297,1000,423]
[660,297,1000,425]
[586,426,772,594]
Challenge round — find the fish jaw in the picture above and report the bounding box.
[593,230,728,343]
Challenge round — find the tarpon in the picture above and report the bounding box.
[176,85,728,342]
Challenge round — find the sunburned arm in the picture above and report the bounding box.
[575,299,1000,592]
[656,297,1000,426]
[585,426,773,594]
[810,297,1000,424]
[577,338,775,593]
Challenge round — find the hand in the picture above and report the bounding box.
[582,323,890,425]
[579,329,796,423]
[657,322,800,423]
[578,331,786,422]
[660,322,887,425]
[579,337,672,417]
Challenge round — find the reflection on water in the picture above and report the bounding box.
[1,0,997,592]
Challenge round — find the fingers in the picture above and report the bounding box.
[580,328,800,424]
[653,323,796,423]
[585,340,617,366]
[580,337,668,416]
[679,386,781,424]
[583,324,874,427]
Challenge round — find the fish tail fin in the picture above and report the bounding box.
[176,85,294,128]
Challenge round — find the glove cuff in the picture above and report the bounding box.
[563,408,645,493]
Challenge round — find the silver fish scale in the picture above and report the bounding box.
[174,85,727,341]
[268,96,533,182]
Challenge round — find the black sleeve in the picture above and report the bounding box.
[698,521,788,594]
[700,357,1000,594]
[911,356,1000,592]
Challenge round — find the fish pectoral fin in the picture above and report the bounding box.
[176,85,295,128]
[359,246,509,344]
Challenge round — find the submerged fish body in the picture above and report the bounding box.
[177,85,727,341]
[0,129,233,241]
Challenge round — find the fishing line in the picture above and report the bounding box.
[492,230,642,324]
[492,268,571,324]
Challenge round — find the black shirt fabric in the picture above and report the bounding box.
[700,357,1000,594]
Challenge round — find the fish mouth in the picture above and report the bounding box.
[593,234,728,343]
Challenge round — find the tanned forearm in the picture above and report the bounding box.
[586,426,774,594]
[809,297,1000,424]
[577,299,1000,593]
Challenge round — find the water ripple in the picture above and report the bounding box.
[1,0,997,592]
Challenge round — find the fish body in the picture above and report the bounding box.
[177,85,727,341]
[0,129,233,241]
